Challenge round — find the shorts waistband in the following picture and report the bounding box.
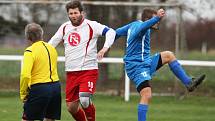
[31,81,59,88]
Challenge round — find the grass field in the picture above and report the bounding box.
[0,92,215,121]
[0,47,215,121]
[0,47,215,94]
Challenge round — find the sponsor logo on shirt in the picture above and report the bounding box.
[68,32,81,46]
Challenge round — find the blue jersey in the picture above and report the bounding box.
[115,16,161,86]
[116,16,160,64]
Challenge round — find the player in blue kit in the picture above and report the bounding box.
[115,8,205,121]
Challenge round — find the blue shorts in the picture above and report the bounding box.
[125,53,162,88]
[22,81,61,120]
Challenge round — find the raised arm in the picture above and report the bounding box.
[130,8,165,37]
[138,9,165,31]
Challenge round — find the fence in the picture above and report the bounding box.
[0,0,184,53]
[1,55,215,101]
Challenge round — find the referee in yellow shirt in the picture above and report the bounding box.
[20,23,61,121]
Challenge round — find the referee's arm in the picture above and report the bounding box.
[20,50,33,102]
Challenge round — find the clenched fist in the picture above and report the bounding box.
[157,8,165,18]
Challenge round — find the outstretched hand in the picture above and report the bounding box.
[97,47,109,61]
[157,8,165,18]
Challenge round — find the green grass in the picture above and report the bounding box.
[0,47,215,93]
[0,46,65,56]
[0,92,215,121]
[0,47,24,55]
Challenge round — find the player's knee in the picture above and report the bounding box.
[79,92,91,108]
[144,92,152,100]
[140,92,152,104]
[140,87,152,101]
[67,102,79,114]
[162,51,176,61]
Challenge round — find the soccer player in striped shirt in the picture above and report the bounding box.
[115,8,205,121]
[49,1,116,121]
[20,23,61,121]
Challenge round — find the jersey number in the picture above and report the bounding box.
[88,81,94,92]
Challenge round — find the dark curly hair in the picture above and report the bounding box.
[141,8,157,21]
[66,0,83,12]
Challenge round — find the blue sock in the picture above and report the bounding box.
[169,60,191,86]
[138,104,148,121]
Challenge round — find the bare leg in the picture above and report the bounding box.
[160,51,192,86]
[139,87,152,105]
[67,101,87,121]
[160,51,205,92]
[160,51,176,64]
[44,118,54,121]
[138,87,152,121]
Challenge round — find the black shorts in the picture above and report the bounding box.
[137,80,151,93]
[22,81,61,120]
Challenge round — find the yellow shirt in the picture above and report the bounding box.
[20,41,59,101]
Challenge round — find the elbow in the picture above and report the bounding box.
[106,29,116,39]
[104,29,116,48]
[20,74,31,86]
[21,74,30,80]
[109,28,116,35]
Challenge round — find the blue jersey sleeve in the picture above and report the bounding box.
[134,16,160,35]
[115,23,131,40]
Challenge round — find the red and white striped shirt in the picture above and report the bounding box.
[49,19,115,71]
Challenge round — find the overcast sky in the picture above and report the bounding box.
[0,0,215,24]
[164,0,215,25]
[182,0,215,21]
